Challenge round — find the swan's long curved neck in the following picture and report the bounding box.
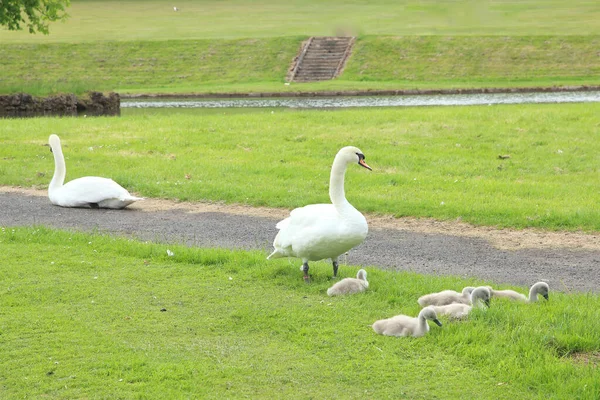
[418,315,428,333]
[49,144,66,192]
[329,154,350,209]
[528,286,537,302]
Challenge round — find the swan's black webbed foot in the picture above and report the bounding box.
[332,260,339,278]
[89,203,99,209]
[302,262,310,283]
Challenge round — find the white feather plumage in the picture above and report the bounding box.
[48,134,143,209]
[267,146,371,280]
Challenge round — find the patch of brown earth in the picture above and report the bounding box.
[570,351,600,367]
[3,186,599,252]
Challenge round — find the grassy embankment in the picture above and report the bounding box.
[1,104,598,231]
[1,227,599,399]
[1,36,599,96]
[0,0,599,95]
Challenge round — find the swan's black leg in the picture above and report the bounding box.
[89,203,99,209]
[332,260,339,278]
[302,262,310,283]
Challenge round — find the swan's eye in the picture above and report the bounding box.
[356,152,365,160]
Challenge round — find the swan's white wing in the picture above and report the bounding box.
[273,204,336,249]
[53,176,139,208]
[269,204,337,259]
[275,217,290,230]
[275,203,337,231]
[270,203,368,261]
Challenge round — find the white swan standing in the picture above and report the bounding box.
[267,146,372,282]
[372,306,442,338]
[48,134,143,209]
[327,269,368,296]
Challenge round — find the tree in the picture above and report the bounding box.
[0,0,70,34]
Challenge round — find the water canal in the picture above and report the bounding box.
[121,90,600,109]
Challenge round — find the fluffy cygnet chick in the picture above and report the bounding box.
[327,269,368,296]
[431,286,491,320]
[491,282,549,303]
[372,306,442,338]
[417,286,475,307]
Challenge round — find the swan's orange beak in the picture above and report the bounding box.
[359,159,372,171]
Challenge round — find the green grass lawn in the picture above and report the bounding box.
[1,227,599,399]
[2,35,599,96]
[1,103,598,231]
[3,2,599,397]
[1,1,599,95]
[1,0,599,43]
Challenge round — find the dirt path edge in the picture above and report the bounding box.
[2,186,598,252]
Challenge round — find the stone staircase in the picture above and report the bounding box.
[289,37,355,82]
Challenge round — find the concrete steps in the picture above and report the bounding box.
[289,37,355,82]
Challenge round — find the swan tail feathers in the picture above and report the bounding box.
[120,194,144,201]
[267,250,285,260]
[275,217,290,230]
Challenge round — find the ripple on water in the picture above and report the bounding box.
[121,91,600,109]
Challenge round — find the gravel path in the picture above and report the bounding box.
[2,189,599,292]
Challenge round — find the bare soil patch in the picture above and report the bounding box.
[570,351,600,367]
[3,186,598,251]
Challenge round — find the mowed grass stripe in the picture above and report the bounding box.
[0,0,599,44]
[0,227,599,399]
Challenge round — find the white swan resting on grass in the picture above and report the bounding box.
[491,282,549,303]
[431,286,491,320]
[372,306,442,338]
[48,134,143,209]
[267,146,372,282]
[417,286,476,307]
[327,269,368,296]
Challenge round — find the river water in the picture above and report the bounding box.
[121,91,600,109]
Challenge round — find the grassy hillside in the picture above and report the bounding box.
[1,227,599,399]
[1,104,598,231]
[0,1,599,95]
[0,0,598,43]
[344,36,600,87]
[1,35,599,95]
[0,38,300,95]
